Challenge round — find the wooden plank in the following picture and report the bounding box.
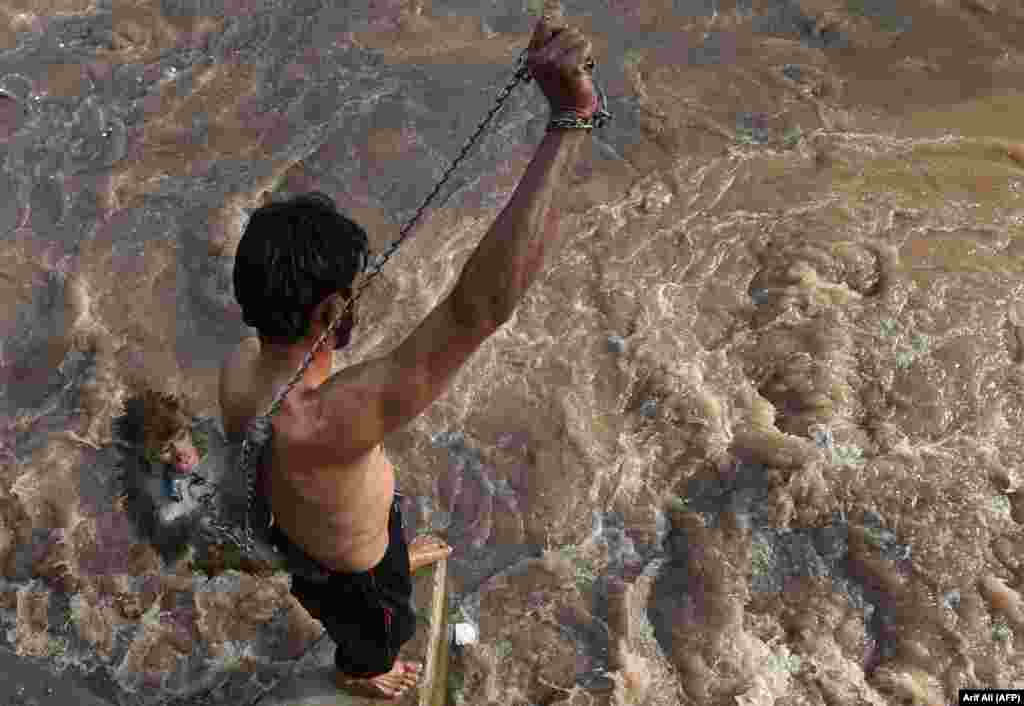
[418,557,448,706]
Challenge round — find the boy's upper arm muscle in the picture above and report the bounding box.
[309,293,498,462]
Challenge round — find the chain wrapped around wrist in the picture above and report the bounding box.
[543,58,613,133]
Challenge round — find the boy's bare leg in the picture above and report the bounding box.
[326,537,447,697]
[408,534,452,573]
[334,661,422,700]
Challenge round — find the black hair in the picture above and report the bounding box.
[233,192,369,345]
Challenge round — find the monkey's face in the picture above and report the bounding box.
[159,430,200,473]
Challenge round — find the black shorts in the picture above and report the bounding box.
[268,494,416,677]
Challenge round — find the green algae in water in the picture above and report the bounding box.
[993,622,1012,642]
[832,444,865,468]
[826,137,1024,287]
[903,92,1024,142]
[561,544,598,592]
[835,141,1023,223]
[751,535,774,576]
[495,639,513,659]
[666,495,689,512]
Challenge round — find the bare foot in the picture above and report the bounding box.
[408,535,452,573]
[334,660,422,700]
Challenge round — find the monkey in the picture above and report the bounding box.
[115,388,210,562]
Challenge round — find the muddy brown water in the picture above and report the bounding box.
[1,1,1024,705]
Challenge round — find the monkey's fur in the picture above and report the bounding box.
[114,388,275,576]
[115,389,201,562]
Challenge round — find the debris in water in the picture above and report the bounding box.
[453,622,477,646]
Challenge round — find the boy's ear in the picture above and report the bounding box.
[327,292,350,323]
[327,293,343,324]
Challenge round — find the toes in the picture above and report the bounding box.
[374,676,406,695]
[379,674,416,694]
[377,675,402,690]
[389,673,418,690]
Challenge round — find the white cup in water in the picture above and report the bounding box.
[453,622,477,646]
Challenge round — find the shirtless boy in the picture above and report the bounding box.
[218,15,600,701]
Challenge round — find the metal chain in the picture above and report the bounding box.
[189,45,612,560]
